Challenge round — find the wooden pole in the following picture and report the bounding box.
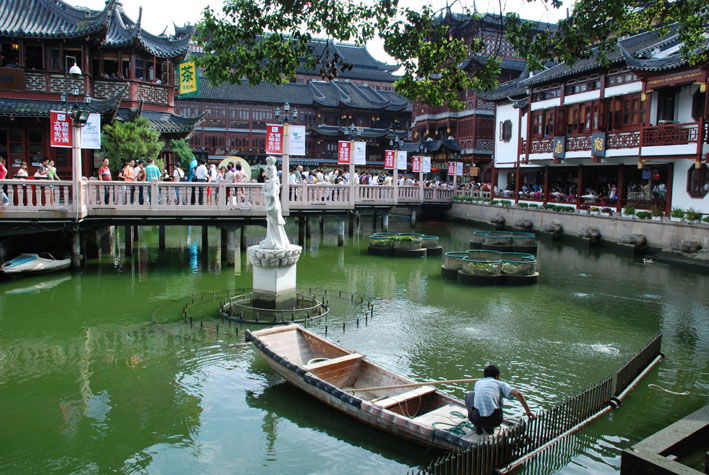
[348,378,478,393]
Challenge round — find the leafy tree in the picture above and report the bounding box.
[169,139,194,168]
[196,0,708,109]
[101,118,164,172]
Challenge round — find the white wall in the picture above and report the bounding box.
[676,85,699,123]
[563,90,600,105]
[494,103,519,166]
[671,159,709,213]
[530,97,561,111]
[605,82,642,98]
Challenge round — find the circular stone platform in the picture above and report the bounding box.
[457,271,503,286]
[368,246,393,256]
[426,246,444,256]
[503,272,540,286]
[393,248,427,257]
[441,265,459,280]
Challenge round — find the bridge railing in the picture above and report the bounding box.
[424,188,453,202]
[289,184,352,209]
[356,185,397,204]
[398,185,422,203]
[1,179,73,211]
[84,181,266,214]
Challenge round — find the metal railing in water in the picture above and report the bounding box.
[410,333,664,475]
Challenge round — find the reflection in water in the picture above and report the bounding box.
[0,221,707,474]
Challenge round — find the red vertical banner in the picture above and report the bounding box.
[447,161,455,176]
[50,110,72,148]
[265,124,284,155]
[337,140,351,165]
[384,150,395,169]
[411,155,421,172]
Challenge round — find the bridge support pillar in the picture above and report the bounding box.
[71,230,81,269]
[298,217,305,246]
[158,225,166,250]
[220,227,236,265]
[354,212,361,235]
[305,217,311,240]
[372,212,377,230]
[382,213,390,232]
[348,212,354,237]
[337,216,345,247]
[319,216,325,236]
[124,226,133,257]
[132,225,139,241]
[99,226,114,256]
[240,226,247,251]
[202,226,209,257]
[411,209,417,226]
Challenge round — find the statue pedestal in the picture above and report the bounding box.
[247,244,302,310]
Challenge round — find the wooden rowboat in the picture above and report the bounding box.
[246,324,519,451]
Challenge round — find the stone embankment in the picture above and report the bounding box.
[446,202,709,271]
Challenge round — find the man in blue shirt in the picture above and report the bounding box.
[465,365,535,435]
[188,156,198,181]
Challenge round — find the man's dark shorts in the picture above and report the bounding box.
[465,391,503,431]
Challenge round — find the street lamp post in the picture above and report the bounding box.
[63,56,85,216]
[274,102,298,213]
[389,134,404,189]
[343,124,362,207]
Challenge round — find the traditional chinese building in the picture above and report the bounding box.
[412,13,556,180]
[0,0,201,178]
[176,42,411,168]
[486,24,709,214]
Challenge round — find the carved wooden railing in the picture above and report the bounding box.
[641,123,698,146]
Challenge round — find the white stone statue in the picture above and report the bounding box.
[259,156,291,250]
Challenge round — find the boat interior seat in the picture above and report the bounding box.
[372,385,437,409]
[304,353,364,371]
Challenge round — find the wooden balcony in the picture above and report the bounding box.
[641,123,699,147]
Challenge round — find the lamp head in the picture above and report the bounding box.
[69,63,82,78]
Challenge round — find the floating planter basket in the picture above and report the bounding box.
[500,252,537,276]
[470,231,488,247]
[462,254,502,276]
[420,235,439,248]
[510,232,536,247]
[391,234,424,251]
[368,234,394,248]
[443,252,468,270]
[484,231,513,246]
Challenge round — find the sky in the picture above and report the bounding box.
[70,0,571,64]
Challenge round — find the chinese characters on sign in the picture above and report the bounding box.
[411,155,421,173]
[265,124,284,154]
[422,156,431,173]
[455,161,464,176]
[396,150,407,170]
[337,141,351,164]
[289,125,306,156]
[81,113,101,150]
[353,141,367,165]
[590,132,606,158]
[50,111,72,148]
[447,161,455,176]
[178,60,198,95]
[384,150,395,169]
[552,136,566,161]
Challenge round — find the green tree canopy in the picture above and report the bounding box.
[169,139,194,168]
[196,0,708,110]
[101,118,164,172]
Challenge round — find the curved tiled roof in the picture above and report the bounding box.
[0,89,124,118]
[184,79,412,112]
[0,0,193,58]
[117,108,203,136]
[298,40,399,82]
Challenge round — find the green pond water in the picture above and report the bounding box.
[1,218,707,474]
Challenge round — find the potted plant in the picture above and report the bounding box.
[602,207,614,217]
[529,203,540,208]
[590,207,600,216]
[670,208,684,222]
[500,200,512,207]
[650,205,663,221]
[518,202,529,208]
[636,211,651,220]
[491,200,501,206]
[685,208,701,223]
[578,204,590,214]
[623,205,636,219]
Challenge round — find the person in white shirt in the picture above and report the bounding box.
[172,164,185,204]
[193,160,208,204]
